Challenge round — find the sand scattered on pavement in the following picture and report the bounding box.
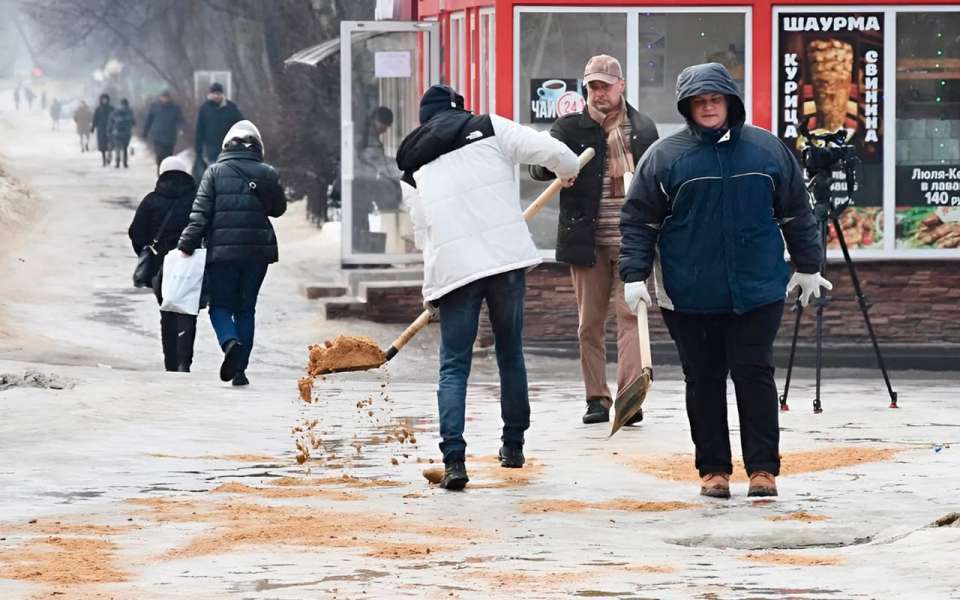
[210,482,363,501]
[467,455,545,489]
[767,511,830,522]
[0,536,128,585]
[271,475,402,489]
[520,499,701,514]
[627,447,901,481]
[743,552,843,566]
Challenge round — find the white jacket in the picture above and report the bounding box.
[404,113,578,301]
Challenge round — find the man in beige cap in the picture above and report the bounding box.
[531,55,659,425]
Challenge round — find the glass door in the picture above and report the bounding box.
[340,20,440,265]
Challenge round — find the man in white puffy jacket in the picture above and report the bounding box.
[397,84,579,490]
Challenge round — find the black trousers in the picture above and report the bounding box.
[160,310,197,371]
[661,300,784,477]
[153,142,174,167]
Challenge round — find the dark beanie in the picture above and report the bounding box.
[419,84,465,124]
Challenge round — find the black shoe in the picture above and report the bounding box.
[219,339,242,382]
[499,445,525,468]
[176,362,191,373]
[439,461,469,491]
[625,408,644,426]
[232,371,249,386]
[582,398,610,424]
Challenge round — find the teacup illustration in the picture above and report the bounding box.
[537,79,567,105]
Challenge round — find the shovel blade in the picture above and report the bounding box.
[610,368,652,438]
[313,360,386,375]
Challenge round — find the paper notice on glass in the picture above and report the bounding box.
[374,51,411,78]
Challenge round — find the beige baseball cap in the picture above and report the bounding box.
[583,54,623,84]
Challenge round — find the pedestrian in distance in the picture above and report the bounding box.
[13,86,20,111]
[109,99,135,169]
[128,156,199,372]
[396,84,580,491]
[73,100,93,152]
[530,54,659,426]
[619,62,832,499]
[49,98,62,130]
[194,82,243,172]
[91,93,114,166]
[142,90,185,171]
[41,90,47,111]
[178,120,286,387]
[24,87,35,110]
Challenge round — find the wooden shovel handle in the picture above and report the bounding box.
[384,309,432,360]
[522,147,595,221]
[636,299,652,371]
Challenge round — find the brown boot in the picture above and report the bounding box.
[748,471,778,497]
[700,473,731,499]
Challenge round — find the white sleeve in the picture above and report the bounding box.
[490,114,579,180]
[401,179,426,250]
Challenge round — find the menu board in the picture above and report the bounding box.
[776,13,885,250]
[895,165,960,249]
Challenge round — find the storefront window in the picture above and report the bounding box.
[894,12,960,250]
[517,11,628,249]
[775,11,885,251]
[636,12,747,136]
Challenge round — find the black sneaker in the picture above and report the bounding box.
[232,371,249,386]
[582,398,610,424]
[625,408,644,425]
[219,339,243,382]
[439,461,469,491]
[499,445,524,468]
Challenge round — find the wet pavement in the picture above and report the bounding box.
[1,96,960,599]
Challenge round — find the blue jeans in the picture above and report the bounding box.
[205,261,268,371]
[437,269,529,464]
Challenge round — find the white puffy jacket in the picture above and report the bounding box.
[400,112,578,302]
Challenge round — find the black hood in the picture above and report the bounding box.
[155,170,196,198]
[675,62,746,130]
[419,84,465,124]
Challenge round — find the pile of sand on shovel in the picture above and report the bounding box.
[307,335,385,376]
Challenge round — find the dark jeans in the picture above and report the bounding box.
[115,136,130,167]
[160,310,197,371]
[661,300,784,477]
[153,142,175,167]
[206,262,268,372]
[436,269,529,464]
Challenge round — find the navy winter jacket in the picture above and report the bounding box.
[619,62,821,314]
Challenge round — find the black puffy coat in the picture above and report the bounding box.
[142,100,184,146]
[177,147,287,264]
[194,99,244,162]
[619,63,821,315]
[530,102,659,266]
[129,171,196,256]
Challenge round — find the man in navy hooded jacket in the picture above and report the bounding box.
[619,63,831,499]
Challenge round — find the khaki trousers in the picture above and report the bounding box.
[570,244,643,406]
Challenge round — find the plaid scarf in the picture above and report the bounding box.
[587,98,633,197]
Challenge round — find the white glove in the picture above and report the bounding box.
[423,299,439,318]
[624,281,651,315]
[786,272,833,307]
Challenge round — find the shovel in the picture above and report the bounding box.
[317,147,597,375]
[610,171,654,437]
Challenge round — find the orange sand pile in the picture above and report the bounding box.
[767,511,830,523]
[126,499,478,560]
[743,552,843,566]
[210,482,363,501]
[520,499,701,514]
[308,335,385,376]
[0,535,128,585]
[627,447,901,482]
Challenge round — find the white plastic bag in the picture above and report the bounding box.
[160,249,206,315]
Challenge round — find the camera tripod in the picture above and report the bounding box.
[779,165,898,414]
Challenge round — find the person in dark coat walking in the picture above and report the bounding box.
[24,87,35,110]
[49,98,62,130]
[619,63,832,499]
[142,90,185,169]
[91,94,114,166]
[128,156,199,372]
[178,120,286,386]
[73,101,93,152]
[194,83,243,168]
[530,54,659,427]
[109,98,135,168]
[13,86,20,111]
